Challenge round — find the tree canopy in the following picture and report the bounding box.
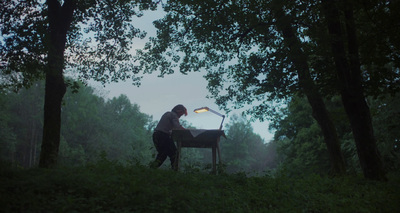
[137,0,399,115]
[0,0,159,88]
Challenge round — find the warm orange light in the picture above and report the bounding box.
[194,107,210,113]
[193,106,225,130]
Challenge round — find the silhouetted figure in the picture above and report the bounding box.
[150,104,187,170]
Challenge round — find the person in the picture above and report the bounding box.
[150,104,187,170]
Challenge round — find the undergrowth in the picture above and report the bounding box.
[1,159,399,213]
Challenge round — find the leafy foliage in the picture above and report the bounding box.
[272,94,400,175]
[137,0,399,118]
[0,80,154,167]
[1,82,44,167]
[0,1,47,90]
[60,87,154,165]
[0,93,17,161]
[0,0,159,89]
[221,115,277,174]
[272,95,332,175]
[370,94,400,171]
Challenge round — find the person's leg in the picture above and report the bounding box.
[151,132,168,168]
[165,137,178,170]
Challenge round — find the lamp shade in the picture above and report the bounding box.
[194,107,210,113]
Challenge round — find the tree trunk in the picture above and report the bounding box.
[321,0,386,180]
[29,120,37,167]
[39,0,74,168]
[272,3,346,175]
[39,72,66,168]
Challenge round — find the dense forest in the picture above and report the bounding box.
[0,80,279,174]
[1,79,399,176]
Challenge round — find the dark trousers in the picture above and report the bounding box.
[152,131,177,170]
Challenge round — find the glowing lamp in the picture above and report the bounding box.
[194,107,225,130]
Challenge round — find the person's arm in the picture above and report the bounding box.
[171,114,185,130]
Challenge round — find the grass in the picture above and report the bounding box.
[1,160,399,213]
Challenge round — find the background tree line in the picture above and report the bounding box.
[1,78,399,176]
[0,80,154,167]
[0,80,278,174]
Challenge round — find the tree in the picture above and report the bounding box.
[222,115,254,173]
[272,95,345,175]
[0,91,17,163]
[60,82,154,164]
[60,80,106,164]
[320,0,387,180]
[5,82,44,167]
[1,0,158,168]
[370,95,400,172]
[219,114,274,174]
[100,95,153,163]
[269,0,345,175]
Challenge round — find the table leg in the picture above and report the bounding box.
[217,141,222,166]
[175,141,181,171]
[212,146,216,174]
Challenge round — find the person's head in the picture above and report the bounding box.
[172,104,187,117]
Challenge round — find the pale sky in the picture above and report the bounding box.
[91,71,275,142]
[89,7,275,142]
